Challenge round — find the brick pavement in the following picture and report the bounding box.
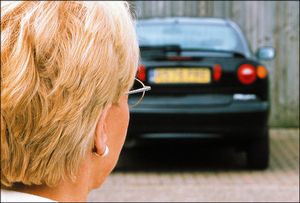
[88,129,299,202]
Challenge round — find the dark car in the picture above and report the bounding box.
[127,17,275,169]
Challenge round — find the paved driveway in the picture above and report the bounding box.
[88,129,299,202]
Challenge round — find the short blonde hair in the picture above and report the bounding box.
[1,1,139,187]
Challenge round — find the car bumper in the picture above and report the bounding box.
[127,95,269,140]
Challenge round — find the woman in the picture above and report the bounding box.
[1,1,149,202]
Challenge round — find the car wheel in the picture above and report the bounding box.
[246,127,269,169]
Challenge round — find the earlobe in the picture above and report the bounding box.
[94,145,109,157]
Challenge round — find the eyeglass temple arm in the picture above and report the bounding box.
[127,86,151,95]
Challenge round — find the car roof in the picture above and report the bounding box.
[137,17,233,26]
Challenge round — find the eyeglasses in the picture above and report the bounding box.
[126,78,151,108]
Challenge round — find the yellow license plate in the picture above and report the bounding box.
[150,68,211,84]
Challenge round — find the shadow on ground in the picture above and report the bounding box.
[115,143,249,172]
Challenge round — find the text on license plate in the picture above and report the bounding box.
[149,68,211,84]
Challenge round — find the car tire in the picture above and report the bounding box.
[246,127,269,169]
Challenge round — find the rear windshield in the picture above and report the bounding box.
[136,23,246,54]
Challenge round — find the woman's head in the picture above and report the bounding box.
[1,1,138,188]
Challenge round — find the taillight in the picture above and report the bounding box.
[213,64,222,81]
[257,65,268,79]
[137,65,146,82]
[237,64,256,85]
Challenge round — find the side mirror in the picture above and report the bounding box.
[256,46,276,61]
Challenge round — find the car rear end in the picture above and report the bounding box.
[129,59,269,135]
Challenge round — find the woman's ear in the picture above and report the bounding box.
[94,106,110,156]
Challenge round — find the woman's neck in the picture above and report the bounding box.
[11,179,90,202]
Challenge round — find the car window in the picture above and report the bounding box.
[137,23,246,54]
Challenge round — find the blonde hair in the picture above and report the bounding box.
[1,1,139,187]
